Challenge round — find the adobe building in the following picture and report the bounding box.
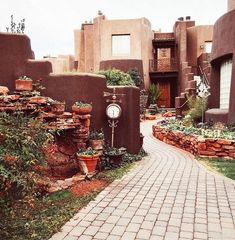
[151,19,213,108]
[74,13,213,108]
[205,0,235,124]
[74,14,153,88]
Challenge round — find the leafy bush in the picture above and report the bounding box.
[98,69,135,86]
[148,83,161,104]
[0,111,49,202]
[127,67,143,87]
[186,96,208,122]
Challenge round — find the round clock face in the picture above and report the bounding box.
[106,103,122,119]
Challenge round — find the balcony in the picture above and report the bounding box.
[149,58,178,72]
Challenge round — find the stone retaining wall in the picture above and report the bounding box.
[152,125,235,159]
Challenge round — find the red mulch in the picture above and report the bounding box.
[70,179,108,197]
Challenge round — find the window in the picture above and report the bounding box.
[112,34,130,56]
[205,41,212,53]
[220,59,232,109]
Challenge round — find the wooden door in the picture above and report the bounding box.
[158,82,170,108]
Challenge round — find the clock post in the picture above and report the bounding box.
[103,88,124,147]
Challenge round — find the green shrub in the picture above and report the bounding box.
[0,111,49,202]
[148,83,161,105]
[127,67,143,87]
[98,69,135,86]
[186,96,208,122]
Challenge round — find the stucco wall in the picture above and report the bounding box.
[207,9,235,124]
[187,25,213,67]
[0,32,141,153]
[173,20,195,95]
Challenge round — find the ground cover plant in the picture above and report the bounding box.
[159,118,235,140]
[0,132,146,240]
[198,157,235,180]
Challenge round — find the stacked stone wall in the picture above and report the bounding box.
[153,125,235,158]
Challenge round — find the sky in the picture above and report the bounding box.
[1,0,227,59]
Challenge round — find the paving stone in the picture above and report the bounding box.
[69,226,86,237]
[99,223,114,233]
[121,232,136,240]
[77,235,92,240]
[83,225,99,236]
[93,232,109,239]
[141,220,154,230]
[110,225,126,236]
[63,235,77,240]
[106,235,121,240]
[126,223,141,232]
[152,226,166,236]
[136,229,151,239]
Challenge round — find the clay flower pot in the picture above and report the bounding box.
[77,149,99,174]
[15,77,33,91]
[72,102,92,115]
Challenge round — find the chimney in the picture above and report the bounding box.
[186,16,191,20]
[177,17,184,21]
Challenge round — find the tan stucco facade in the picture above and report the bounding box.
[187,25,213,67]
[43,55,75,73]
[228,0,235,11]
[74,15,153,87]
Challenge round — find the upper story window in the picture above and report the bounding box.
[205,41,212,53]
[112,34,130,56]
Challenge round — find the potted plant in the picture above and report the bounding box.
[88,129,105,150]
[15,76,33,91]
[49,99,65,115]
[105,146,126,166]
[72,101,92,115]
[76,148,100,174]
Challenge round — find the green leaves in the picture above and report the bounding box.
[0,111,49,202]
[127,67,143,87]
[148,83,161,104]
[98,69,135,86]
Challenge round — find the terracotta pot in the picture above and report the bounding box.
[72,105,92,115]
[15,79,33,91]
[51,103,65,114]
[88,139,104,150]
[146,115,156,120]
[77,154,99,173]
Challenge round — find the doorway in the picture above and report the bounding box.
[158,82,171,108]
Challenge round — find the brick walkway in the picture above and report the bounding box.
[50,120,235,240]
